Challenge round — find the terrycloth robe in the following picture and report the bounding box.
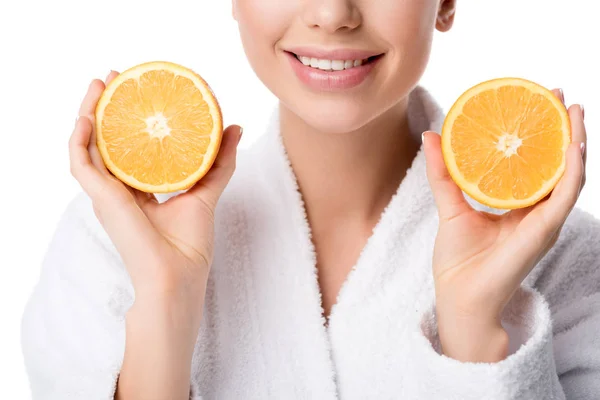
[22,87,600,399]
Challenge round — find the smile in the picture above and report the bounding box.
[284,49,385,91]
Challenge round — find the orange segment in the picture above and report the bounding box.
[95,61,223,193]
[441,78,571,209]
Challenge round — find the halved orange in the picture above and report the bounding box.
[441,78,571,209]
[95,61,223,193]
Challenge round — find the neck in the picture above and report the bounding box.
[280,99,420,227]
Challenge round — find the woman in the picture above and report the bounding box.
[22,0,599,399]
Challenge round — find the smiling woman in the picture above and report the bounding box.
[11,0,600,399]
[234,0,445,133]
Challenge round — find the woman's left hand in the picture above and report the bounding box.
[422,89,586,363]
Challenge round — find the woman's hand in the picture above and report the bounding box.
[71,71,242,399]
[423,89,586,363]
[71,71,241,306]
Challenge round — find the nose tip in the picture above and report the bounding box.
[303,0,362,33]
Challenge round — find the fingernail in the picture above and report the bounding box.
[238,127,244,144]
[580,104,585,120]
[558,88,564,101]
[580,142,586,157]
[421,132,426,143]
[75,116,80,127]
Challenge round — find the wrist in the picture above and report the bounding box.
[129,289,205,343]
[436,310,509,363]
[119,296,202,400]
[135,271,206,310]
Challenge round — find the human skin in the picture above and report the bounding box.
[232,0,587,362]
[68,0,587,398]
[233,0,456,326]
[70,78,242,400]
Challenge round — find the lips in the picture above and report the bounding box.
[284,49,385,91]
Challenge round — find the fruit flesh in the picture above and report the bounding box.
[100,70,214,187]
[441,77,571,210]
[449,85,566,203]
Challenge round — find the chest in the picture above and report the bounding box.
[191,190,439,398]
[313,225,373,318]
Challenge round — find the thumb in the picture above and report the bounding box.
[185,124,243,208]
[423,131,472,221]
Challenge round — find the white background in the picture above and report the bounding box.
[1,0,598,397]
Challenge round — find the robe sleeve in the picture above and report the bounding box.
[21,193,204,400]
[412,210,600,399]
[21,192,130,399]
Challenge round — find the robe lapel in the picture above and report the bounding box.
[202,86,446,398]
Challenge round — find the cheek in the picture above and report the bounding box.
[235,0,292,68]
[377,0,437,80]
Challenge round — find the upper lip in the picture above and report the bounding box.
[285,46,383,60]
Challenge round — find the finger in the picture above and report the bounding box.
[568,104,587,188]
[78,76,157,208]
[105,70,120,86]
[423,131,472,221]
[486,197,566,297]
[483,219,559,300]
[69,116,108,199]
[183,125,243,208]
[70,118,162,265]
[491,139,584,287]
[503,196,546,227]
[78,79,110,174]
[544,141,585,223]
[551,88,564,104]
[78,79,105,120]
[511,141,583,253]
[508,103,586,232]
[85,115,110,176]
[70,118,154,209]
[130,186,159,209]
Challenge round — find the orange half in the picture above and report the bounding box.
[441,78,571,209]
[95,61,223,193]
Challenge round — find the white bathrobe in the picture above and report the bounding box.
[22,87,600,399]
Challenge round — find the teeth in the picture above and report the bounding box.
[296,55,369,71]
[331,60,345,71]
[318,59,332,70]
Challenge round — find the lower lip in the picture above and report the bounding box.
[286,52,382,91]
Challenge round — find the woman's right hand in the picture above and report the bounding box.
[69,71,242,308]
[70,71,241,399]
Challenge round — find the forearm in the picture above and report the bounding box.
[115,293,204,400]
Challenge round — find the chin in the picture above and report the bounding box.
[283,96,385,135]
